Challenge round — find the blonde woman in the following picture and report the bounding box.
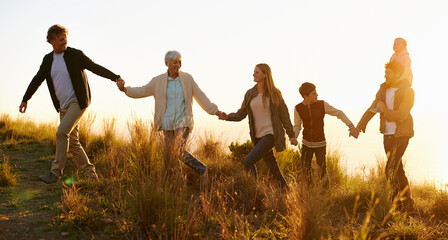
[220,63,297,189]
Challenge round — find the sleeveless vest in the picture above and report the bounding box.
[295,100,325,142]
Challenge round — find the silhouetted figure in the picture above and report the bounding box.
[390,37,413,86]
[294,82,358,187]
[356,61,415,212]
[219,63,298,189]
[20,24,122,184]
[116,50,223,187]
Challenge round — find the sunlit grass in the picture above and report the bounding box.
[0,152,16,187]
[1,113,448,239]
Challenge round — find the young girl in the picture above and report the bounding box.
[390,37,413,86]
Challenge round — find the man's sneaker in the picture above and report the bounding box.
[39,172,60,184]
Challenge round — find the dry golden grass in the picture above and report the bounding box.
[1,113,448,239]
[0,152,16,187]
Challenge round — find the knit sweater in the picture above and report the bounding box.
[125,71,218,131]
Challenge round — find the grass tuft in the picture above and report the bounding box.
[0,153,16,187]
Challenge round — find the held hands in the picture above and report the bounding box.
[19,102,27,113]
[289,137,298,146]
[216,111,228,120]
[116,78,127,92]
[349,127,360,139]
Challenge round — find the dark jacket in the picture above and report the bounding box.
[357,80,414,138]
[227,86,295,152]
[295,100,326,142]
[22,47,120,111]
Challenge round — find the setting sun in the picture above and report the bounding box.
[1,0,448,238]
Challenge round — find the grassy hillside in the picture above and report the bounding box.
[1,113,447,239]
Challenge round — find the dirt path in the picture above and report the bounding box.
[0,142,67,239]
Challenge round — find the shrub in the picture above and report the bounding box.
[78,111,96,150]
[228,140,253,162]
[194,131,224,160]
[0,154,16,187]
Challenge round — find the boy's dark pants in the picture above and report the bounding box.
[301,145,329,187]
[383,135,413,206]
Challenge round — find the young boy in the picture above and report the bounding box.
[294,82,358,186]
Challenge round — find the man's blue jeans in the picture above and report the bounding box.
[163,127,206,175]
[243,134,288,188]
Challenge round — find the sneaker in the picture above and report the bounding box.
[39,172,60,184]
[199,169,209,189]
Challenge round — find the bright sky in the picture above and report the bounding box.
[1,0,447,185]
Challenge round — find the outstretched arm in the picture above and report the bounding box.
[226,97,248,122]
[293,107,302,139]
[19,102,27,113]
[81,50,120,81]
[324,101,358,138]
[21,59,47,113]
[324,101,354,128]
[356,87,383,133]
[278,98,297,145]
[123,77,157,99]
[191,79,219,115]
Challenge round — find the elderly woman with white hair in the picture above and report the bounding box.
[117,50,221,186]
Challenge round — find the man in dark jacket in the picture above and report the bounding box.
[19,24,122,184]
[356,60,415,212]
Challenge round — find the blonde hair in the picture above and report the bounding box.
[256,63,282,107]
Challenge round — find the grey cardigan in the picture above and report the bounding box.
[227,86,295,152]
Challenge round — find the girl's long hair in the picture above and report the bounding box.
[256,63,282,107]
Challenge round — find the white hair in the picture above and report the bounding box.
[165,50,182,65]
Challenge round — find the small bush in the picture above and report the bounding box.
[194,131,224,160]
[78,111,96,150]
[228,140,253,162]
[60,184,104,226]
[86,118,117,156]
[432,190,448,219]
[0,155,16,187]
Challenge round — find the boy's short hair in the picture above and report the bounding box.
[299,82,316,98]
[385,61,405,76]
[47,24,68,43]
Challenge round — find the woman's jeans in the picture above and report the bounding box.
[243,134,288,188]
[163,127,206,175]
